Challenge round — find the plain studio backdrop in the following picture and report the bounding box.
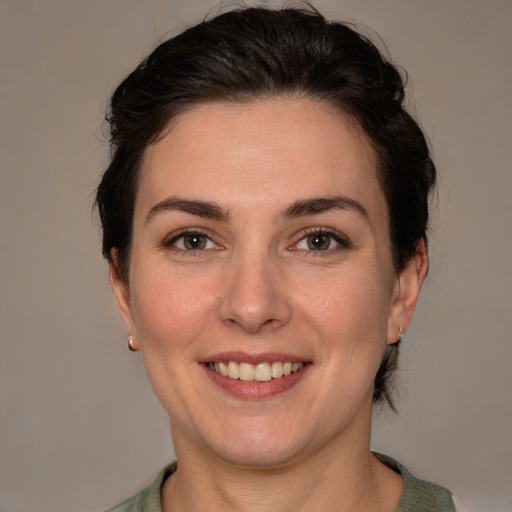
[1,1,511,511]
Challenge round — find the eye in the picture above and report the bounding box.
[301,233,331,251]
[293,230,349,252]
[168,231,218,251]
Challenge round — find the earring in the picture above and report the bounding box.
[398,326,405,343]
[127,336,138,352]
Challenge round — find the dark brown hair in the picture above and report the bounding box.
[96,5,436,409]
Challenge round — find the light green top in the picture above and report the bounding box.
[105,454,455,512]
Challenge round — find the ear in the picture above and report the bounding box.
[109,251,138,349]
[386,239,429,344]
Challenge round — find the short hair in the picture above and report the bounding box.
[96,6,436,409]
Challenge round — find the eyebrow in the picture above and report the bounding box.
[145,197,230,224]
[283,196,369,221]
[144,194,368,225]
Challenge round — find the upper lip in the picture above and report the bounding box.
[199,351,310,365]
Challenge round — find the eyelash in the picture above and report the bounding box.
[162,227,349,255]
[162,229,221,255]
[291,228,350,253]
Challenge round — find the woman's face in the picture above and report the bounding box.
[111,98,424,468]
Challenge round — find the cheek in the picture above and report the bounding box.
[130,266,219,350]
[296,265,393,352]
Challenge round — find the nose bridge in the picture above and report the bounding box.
[219,242,291,333]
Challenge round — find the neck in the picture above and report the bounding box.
[162,412,402,512]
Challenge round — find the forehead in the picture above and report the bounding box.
[137,98,384,220]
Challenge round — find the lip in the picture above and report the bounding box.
[199,351,308,365]
[200,352,311,399]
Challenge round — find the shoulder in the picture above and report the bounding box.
[103,463,177,512]
[374,453,456,512]
[104,490,147,512]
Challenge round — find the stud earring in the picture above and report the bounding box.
[127,336,138,352]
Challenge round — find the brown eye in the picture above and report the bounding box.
[169,232,217,251]
[306,233,331,251]
[293,230,349,253]
[183,234,207,250]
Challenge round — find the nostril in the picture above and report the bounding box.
[218,265,293,332]
[221,311,285,334]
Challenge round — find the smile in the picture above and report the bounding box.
[206,361,305,382]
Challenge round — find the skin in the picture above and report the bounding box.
[110,98,428,511]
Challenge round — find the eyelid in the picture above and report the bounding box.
[162,228,223,251]
[289,227,350,251]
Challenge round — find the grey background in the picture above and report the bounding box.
[1,1,511,511]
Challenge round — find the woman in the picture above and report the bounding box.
[97,5,455,511]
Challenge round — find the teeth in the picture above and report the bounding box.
[218,361,228,376]
[255,362,271,382]
[208,360,304,381]
[271,361,283,379]
[227,361,239,379]
[239,362,255,381]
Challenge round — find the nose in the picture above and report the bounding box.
[219,251,292,334]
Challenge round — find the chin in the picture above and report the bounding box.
[215,440,303,469]
[197,418,320,470]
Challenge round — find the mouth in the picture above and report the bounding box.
[205,361,305,382]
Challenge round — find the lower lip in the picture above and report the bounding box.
[203,364,310,399]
